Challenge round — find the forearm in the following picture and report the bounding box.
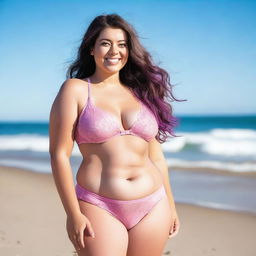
[50,153,81,219]
[152,160,177,211]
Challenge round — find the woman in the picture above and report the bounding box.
[49,13,181,256]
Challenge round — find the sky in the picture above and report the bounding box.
[0,0,255,121]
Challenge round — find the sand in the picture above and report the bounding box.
[0,166,256,256]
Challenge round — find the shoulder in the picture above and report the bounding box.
[58,78,89,99]
[60,78,88,91]
[50,79,89,120]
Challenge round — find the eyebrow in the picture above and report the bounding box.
[100,39,127,42]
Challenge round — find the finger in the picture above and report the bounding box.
[169,228,174,236]
[86,221,95,238]
[169,228,179,238]
[170,222,175,234]
[170,225,174,234]
[79,229,85,248]
[168,227,175,238]
[173,221,180,233]
[171,230,178,237]
[72,234,80,250]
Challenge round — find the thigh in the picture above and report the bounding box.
[76,200,129,256]
[127,196,172,256]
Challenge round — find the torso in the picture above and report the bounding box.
[75,78,163,200]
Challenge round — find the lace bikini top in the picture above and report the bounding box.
[75,78,159,144]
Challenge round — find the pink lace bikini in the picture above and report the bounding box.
[75,78,167,230]
[75,78,159,144]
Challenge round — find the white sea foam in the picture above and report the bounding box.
[0,134,81,155]
[1,128,256,159]
[166,158,256,172]
[162,136,186,152]
[0,134,49,151]
[164,128,256,157]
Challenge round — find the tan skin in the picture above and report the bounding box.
[49,27,180,256]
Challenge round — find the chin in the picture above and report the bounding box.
[104,66,124,73]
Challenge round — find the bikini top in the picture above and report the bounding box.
[75,78,159,144]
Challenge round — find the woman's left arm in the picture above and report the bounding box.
[152,158,176,211]
[148,138,180,238]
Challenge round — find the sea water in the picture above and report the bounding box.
[0,115,256,214]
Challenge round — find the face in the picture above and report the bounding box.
[90,27,129,74]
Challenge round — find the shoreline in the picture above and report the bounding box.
[1,161,256,178]
[1,165,256,255]
[1,164,255,215]
[170,166,256,178]
[1,164,256,215]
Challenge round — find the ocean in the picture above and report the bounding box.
[0,115,255,214]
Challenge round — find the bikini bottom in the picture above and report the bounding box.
[75,183,166,230]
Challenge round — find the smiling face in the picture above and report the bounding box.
[90,27,129,75]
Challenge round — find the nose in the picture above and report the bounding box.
[109,44,119,55]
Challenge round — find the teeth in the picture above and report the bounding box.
[105,58,120,64]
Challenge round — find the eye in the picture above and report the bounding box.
[101,42,110,46]
[119,43,127,48]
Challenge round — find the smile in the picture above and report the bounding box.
[105,58,121,65]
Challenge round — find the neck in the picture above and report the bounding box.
[89,71,123,88]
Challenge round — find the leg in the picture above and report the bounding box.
[75,200,129,256]
[126,196,172,256]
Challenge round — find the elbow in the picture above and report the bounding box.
[49,151,70,175]
[49,150,70,160]
[49,148,57,159]
[49,151,57,160]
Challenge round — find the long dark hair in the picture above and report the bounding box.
[66,13,185,143]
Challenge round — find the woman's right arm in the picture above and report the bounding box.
[49,79,94,250]
[49,79,81,219]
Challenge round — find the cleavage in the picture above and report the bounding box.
[91,97,141,131]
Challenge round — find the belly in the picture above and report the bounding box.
[76,157,163,200]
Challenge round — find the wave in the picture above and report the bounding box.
[0,134,81,155]
[1,128,256,158]
[176,199,256,215]
[0,133,256,173]
[164,128,256,157]
[166,158,256,172]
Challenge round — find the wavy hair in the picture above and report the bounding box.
[66,13,185,143]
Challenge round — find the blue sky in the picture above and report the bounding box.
[0,0,255,121]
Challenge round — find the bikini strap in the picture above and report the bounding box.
[87,77,91,99]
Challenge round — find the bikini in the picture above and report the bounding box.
[75,78,159,144]
[74,78,167,230]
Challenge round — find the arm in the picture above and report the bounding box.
[148,137,180,238]
[49,79,95,249]
[148,138,176,211]
[49,79,81,219]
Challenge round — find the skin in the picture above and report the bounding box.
[49,27,180,256]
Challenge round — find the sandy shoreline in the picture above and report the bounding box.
[170,166,256,178]
[0,166,256,256]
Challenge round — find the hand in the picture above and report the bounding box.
[66,212,95,251]
[168,208,180,239]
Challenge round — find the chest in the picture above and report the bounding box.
[91,88,142,130]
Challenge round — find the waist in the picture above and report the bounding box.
[76,160,163,200]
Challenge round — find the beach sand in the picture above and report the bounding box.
[0,166,256,256]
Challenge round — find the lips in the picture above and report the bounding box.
[105,58,121,65]
[105,58,121,60]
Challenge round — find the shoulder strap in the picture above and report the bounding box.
[87,77,91,99]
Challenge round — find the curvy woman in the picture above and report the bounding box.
[49,14,181,256]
